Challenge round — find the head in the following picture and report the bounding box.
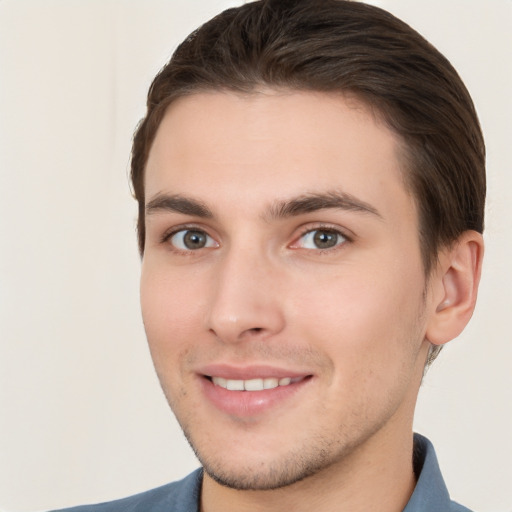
[133,0,485,496]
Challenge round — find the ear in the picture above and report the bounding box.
[425,231,484,346]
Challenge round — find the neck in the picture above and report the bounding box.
[200,428,417,512]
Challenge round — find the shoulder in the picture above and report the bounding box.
[49,469,203,512]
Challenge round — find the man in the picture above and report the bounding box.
[55,0,485,510]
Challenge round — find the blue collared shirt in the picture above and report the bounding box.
[52,434,472,512]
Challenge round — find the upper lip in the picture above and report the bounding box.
[198,363,312,380]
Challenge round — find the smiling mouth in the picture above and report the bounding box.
[207,376,309,391]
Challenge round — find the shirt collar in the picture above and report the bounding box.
[403,433,452,512]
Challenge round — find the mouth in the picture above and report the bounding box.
[207,375,307,391]
[199,370,313,417]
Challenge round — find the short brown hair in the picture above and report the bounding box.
[131,0,485,275]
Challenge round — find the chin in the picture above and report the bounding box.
[182,424,345,491]
[201,454,330,491]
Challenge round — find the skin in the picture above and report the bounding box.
[140,90,483,512]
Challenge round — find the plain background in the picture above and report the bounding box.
[0,1,510,511]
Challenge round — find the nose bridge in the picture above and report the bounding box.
[205,239,284,343]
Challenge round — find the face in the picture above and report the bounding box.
[141,91,433,490]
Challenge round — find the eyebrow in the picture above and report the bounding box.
[266,191,382,220]
[145,190,382,221]
[145,194,213,218]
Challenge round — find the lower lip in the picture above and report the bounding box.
[200,376,311,417]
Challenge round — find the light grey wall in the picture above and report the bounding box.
[0,1,510,511]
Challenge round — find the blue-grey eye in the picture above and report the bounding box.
[170,229,216,250]
[299,229,346,250]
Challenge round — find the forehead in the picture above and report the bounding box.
[144,90,413,223]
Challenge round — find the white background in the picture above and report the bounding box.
[0,1,510,511]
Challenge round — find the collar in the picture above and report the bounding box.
[403,433,470,512]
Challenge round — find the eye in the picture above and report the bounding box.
[169,229,217,251]
[295,228,347,250]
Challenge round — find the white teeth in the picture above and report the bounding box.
[263,378,279,389]
[244,378,265,391]
[213,377,227,388]
[211,376,300,391]
[226,379,244,391]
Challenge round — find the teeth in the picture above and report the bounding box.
[211,376,300,391]
[264,378,279,389]
[227,379,244,391]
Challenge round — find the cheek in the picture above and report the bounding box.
[289,270,425,423]
[289,262,425,372]
[140,264,204,360]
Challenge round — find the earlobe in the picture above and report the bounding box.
[426,231,484,346]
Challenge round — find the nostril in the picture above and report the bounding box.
[245,327,265,336]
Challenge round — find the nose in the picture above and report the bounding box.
[205,245,286,344]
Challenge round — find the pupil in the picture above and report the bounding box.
[184,230,206,249]
[313,230,337,249]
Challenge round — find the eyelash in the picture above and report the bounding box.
[292,224,351,253]
[160,224,352,254]
[160,225,217,253]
